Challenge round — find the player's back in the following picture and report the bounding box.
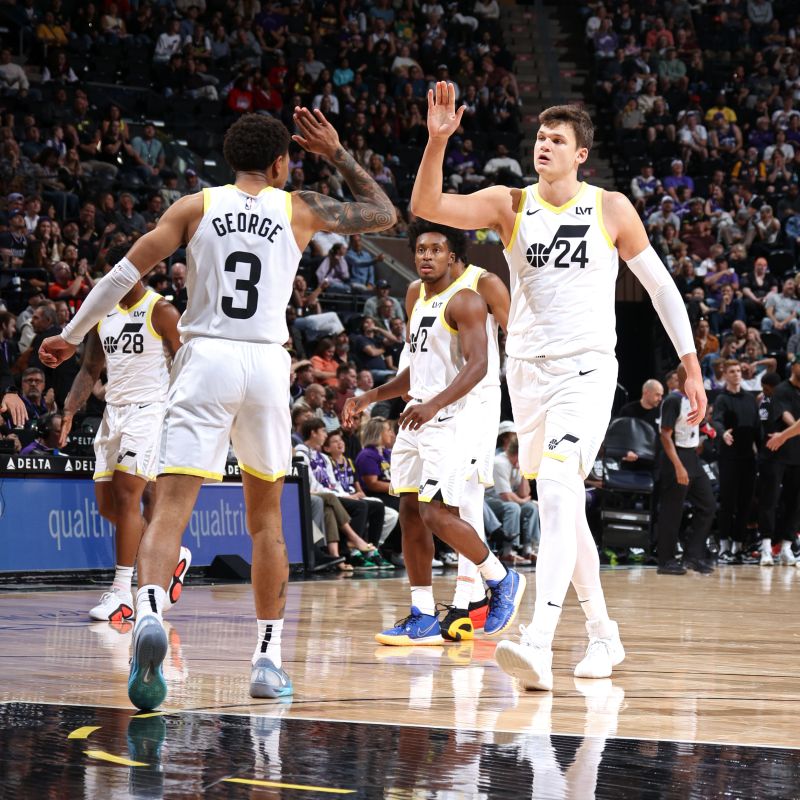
[504,182,619,361]
[181,184,300,344]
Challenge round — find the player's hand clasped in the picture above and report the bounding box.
[38,336,76,369]
[397,400,439,431]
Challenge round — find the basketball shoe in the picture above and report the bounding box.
[89,588,134,622]
[573,620,625,679]
[374,606,444,645]
[128,616,169,711]
[250,657,294,698]
[163,546,192,611]
[494,625,553,691]
[439,605,474,642]
[484,569,526,636]
[468,596,489,632]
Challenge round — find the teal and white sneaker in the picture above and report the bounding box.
[128,616,169,710]
[374,606,443,646]
[250,657,293,698]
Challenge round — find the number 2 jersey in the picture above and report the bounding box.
[180,184,300,344]
[97,289,169,405]
[504,182,619,361]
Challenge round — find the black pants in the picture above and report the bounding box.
[339,497,368,540]
[657,449,716,566]
[718,458,756,543]
[757,459,800,541]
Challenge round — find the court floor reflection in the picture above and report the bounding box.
[2,698,799,799]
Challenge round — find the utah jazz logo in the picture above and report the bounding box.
[548,433,580,451]
[526,225,590,270]
[103,323,145,355]
[409,316,436,354]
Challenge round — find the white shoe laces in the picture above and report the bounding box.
[583,636,612,661]
[519,624,548,650]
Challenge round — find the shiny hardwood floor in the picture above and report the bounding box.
[2,564,799,752]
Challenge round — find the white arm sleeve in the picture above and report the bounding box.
[625,245,696,358]
[60,258,143,345]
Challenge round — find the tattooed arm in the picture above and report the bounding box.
[59,327,105,447]
[290,107,397,249]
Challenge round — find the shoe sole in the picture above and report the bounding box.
[128,622,169,711]
[484,572,527,637]
[494,641,552,691]
[374,633,444,646]
[90,602,134,622]
[166,547,192,608]
[250,662,293,699]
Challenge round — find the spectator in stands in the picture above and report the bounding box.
[299,383,325,420]
[169,262,187,314]
[355,416,395,504]
[363,278,405,320]
[694,318,719,360]
[290,275,344,341]
[19,412,63,456]
[485,435,538,565]
[647,196,681,235]
[332,364,356,416]
[130,123,165,177]
[291,405,313,446]
[316,242,352,293]
[617,378,664,433]
[482,143,523,183]
[290,361,313,405]
[663,158,694,200]
[354,369,376,415]
[321,386,341,433]
[0,312,19,368]
[630,161,661,214]
[715,284,746,335]
[741,256,778,323]
[345,233,382,291]
[351,316,398,384]
[310,337,339,388]
[762,277,800,337]
[0,210,28,266]
[19,366,56,419]
[0,49,30,97]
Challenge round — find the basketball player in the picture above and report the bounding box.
[440,246,511,642]
[39,109,397,709]
[411,84,705,690]
[59,244,189,623]
[344,222,525,646]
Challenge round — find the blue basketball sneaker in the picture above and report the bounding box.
[484,569,526,636]
[374,606,444,646]
[128,616,169,711]
[250,657,294,698]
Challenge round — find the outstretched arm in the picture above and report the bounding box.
[410,82,518,243]
[604,190,706,426]
[291,107,396,245]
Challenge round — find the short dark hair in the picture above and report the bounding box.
[538,105,594,151]
[336,363,352,377]
[301,417,326,440]
[314,336,334,357]
[761,371,781,388]
[223,114,290,173]
[407,219,468,262]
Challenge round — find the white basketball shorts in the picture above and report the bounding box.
[160,337,291,482]
[475,385,501,487]
[93,401,166,482]
[506,353,618,483]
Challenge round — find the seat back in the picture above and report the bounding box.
[602,416,658,462]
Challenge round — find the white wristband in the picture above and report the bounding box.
[61,258,141,345]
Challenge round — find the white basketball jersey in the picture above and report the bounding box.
[408,269,486,405]
[460,263,500,391]
[97,289,169,405]
[504,182,619,360]
[181,185,301,344]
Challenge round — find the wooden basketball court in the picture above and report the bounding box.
[2,565,799,797]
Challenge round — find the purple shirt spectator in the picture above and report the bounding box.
[355,444,392,487]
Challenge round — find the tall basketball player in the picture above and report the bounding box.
[59,244,188,624]
[39,110,397,709]
[411,83,705,690]
[344,221,525,646]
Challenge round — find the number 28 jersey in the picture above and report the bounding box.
[181,184,301,344]
[503,182,619,361]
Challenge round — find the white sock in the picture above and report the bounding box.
[781,540,793,554]
[455,474,485,607]
[453,577,475,610]
[411,586,435,616]
[253,618,284,667]
[470,574,487,604]
[762,538,772,552]
[112,564,134,594]
[135,584,166,623]
[731,541,741,555]
[530,477,581,642]
[477,549,507,584]
[572,502,609,624]
[719,538,731,554]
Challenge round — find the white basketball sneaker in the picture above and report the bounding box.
[495,625,553,691]
[574,619,625,679]
[778,548,797,566]
[89,587,134,622]
[163,546,192,611]
[760,548,774,566]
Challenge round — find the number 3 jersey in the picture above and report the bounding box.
[181,184,300,344]
[504,182,619,361]
[97,289,169,405]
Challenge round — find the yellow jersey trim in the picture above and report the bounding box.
[162,466,223,481]
[284,190,292,222]
[92,470,114,481]
[596,187,614,250]
[117,290,151,316]
[418,262,472,306]
[202,187,211,214]
[239,462,286,482]
[533,181,587,214]
[505,187,526,253]
[390,486,419,496]
[145,296,162,340]
[522,472,538,480]
[438,306,457,334]
[542,451,568,463]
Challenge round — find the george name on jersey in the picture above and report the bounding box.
[211,212,284,242]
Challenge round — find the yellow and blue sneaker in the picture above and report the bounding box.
[484,569,527,637]
[439,605,474,642]
[374,606,444,646]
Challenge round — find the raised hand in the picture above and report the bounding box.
[292,107,342,160]
[426,81,465,141]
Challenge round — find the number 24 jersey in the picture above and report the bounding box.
[181,184,301,344]
[504,182,619,361]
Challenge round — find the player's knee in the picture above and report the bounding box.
[112,481,145,512]
[96,492,116,523]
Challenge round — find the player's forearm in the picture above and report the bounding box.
[63,370,97,417]
[363,368,410,403]
[410,138,447,218]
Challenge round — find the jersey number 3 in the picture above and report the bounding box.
[221,251,261,319]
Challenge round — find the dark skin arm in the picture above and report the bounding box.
[659,427,689,486]
[151,298,182,359]
[59,326,105,447]
[476,270,510,331]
